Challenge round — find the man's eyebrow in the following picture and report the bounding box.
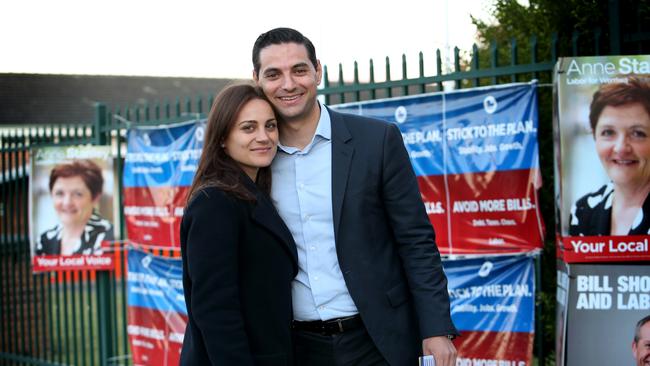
[292,62,310,69]
[262,67,280,74]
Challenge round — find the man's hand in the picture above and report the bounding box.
[422,336,457,366]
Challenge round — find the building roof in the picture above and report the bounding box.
[0,73,241,125]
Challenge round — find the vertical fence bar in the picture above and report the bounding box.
[323,65,330,105]
[572,31,580,56]
[94,103,114,366]
[418,52,425,94]
[490,40,498,85]
[369,59,376,100]
[436,49,443,92]
[551,33,558,64]
[402,54,408,96]
[530,36,538,80]
[594,28,602,56]
[0,134,4,364]
[510,38,518,83]
[608,0,621,54]
[385,56,392,98]
[353,61,360,102]
[472,44,480,87]
[338,63,345,103]
[454,47,461,89]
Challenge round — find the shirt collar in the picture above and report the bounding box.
[278,101,331,154]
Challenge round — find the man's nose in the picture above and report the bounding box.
[281,75,296,90]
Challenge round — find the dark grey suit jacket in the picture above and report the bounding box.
[328,107,457,366]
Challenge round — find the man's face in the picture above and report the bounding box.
[633,321,650,366]
[254,42,321,124]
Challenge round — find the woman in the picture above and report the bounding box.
[569,77,650,235]
[180,84,297,365]
[36,159,113,255]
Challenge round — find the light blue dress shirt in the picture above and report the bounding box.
[271,104,358,321]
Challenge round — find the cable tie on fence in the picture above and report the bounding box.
[112,114,135,128]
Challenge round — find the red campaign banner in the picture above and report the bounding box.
[123,186,188,247]
[559,235,650,263]
[455,330,533,366]
[127,306,186,366]
[32,254,114,272]
[419,169,544,255]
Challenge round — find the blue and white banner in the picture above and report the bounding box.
[127,249,186,365]
[123,120,206,247]
[444,255,536,365]
[334,82,544,255]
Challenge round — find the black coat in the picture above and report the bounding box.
[180,178,298,366]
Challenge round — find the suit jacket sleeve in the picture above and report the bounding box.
[381,122,457,338]
[182,190,255,365]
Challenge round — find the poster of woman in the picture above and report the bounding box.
[30,145,117,271]
[555,55,650,262]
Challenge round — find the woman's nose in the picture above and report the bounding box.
[613,135,631,153]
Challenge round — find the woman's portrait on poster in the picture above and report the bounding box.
[35,159,114,255]
[569,76,650,236]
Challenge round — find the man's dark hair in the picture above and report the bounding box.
[634,314,650,343]
[252,27,317,75]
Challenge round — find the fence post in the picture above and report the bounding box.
[608,0,621,54]
[94,103,114,366]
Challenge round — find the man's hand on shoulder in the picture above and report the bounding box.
[422,336,457,366]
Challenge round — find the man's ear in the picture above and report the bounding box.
[253,70,259,83]
[316,60,323,86]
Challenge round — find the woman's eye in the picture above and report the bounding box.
[631,129,647,138]
[599,129,614,137]
[266,121,277,130]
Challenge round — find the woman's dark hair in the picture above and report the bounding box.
[49,159,104,199]
[589,76,650,132]
[252,27,317,76]
[187,83,274,203]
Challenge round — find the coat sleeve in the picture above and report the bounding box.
[380,122,458,338]
[182,190,255,365]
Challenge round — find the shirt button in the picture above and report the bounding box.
[314,276,319,281]
[310,246,316,251]
[299,183,305,190]
[304,214,311,221]
[319,306,325,310]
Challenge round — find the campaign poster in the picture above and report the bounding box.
[554,55,650,262]
[29,146,116,272]
[444,255,535,365]
[127,249,186,366]
[563,263,650,366]
[334,82,544,255]
[123,120,205,247]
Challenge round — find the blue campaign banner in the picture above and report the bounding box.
[333,82,538,176]
[123,120,206,188]
[444,254,535,333]
[127,249,186,315]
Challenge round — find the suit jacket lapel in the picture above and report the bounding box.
[328,108,354,240]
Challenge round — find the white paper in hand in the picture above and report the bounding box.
[418,355,436,366]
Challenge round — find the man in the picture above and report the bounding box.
[633,315,650,366]
[253,27,458,366]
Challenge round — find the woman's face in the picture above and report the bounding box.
[223,98,279,180]
[51,176,98,227]
[595,102,650,189]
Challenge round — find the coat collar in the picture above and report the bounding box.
[242,174,299,272]
[328,107,354,240]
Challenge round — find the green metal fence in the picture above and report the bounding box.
[1,24,648,366]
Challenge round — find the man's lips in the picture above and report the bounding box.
[277,94,302,102]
